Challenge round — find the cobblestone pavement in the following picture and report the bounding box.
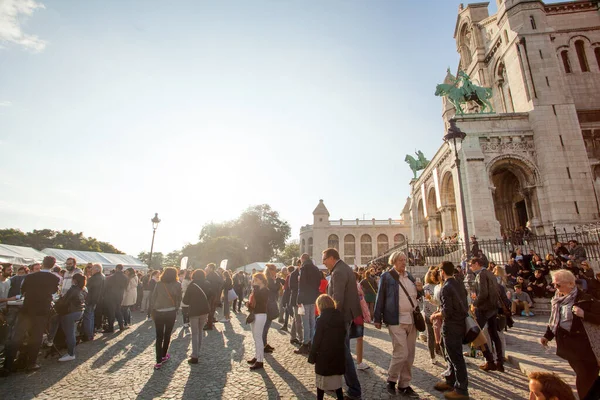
[0,311,535,400]
[504,315,577,395]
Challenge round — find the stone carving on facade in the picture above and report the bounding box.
[480,135,535,154]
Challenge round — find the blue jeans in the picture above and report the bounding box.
[83,304,96,340]
[344,321,362,399]
[443,324,468,396]
[61,311,84,356]
[301,304,316,345]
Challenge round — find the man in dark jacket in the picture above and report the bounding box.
[288,260,303,345]
[323,248,362,400]
[204,263,223,330]
[470,257,503,372]
[103,264,128,333]
[83,263,105,341]
[183,269,211,364]
[431,261,469,399]
[295,253,321,353]
[1,256,60,376]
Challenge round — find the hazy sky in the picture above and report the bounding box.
[0,0,499,255]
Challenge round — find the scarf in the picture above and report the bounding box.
[549,287,578,335]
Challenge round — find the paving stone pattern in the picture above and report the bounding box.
[0,310,543,400]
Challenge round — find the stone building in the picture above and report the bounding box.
[299,200,411,266]
[409,0,600,243]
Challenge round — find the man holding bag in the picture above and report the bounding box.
[430,261,469,400]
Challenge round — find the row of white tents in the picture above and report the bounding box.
[0,244,147,271]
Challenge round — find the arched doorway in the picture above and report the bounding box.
[440,172,458,235]
[427,188,441,242]
[490,157,540,235]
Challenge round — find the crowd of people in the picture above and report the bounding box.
[0,242,599,400]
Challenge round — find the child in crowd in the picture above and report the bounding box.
[308,294,346,400]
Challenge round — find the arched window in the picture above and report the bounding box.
[377,234,389,255]
[497,62,514,113]
[394,234,406,247]
[595,47,600,70]
[360,234,372,265]
[328,234,339,250]
[308,237,313,258]
[301,239,305,254]
[530,16,537,30]
[344,234,356,265]
[575,40,589,72]
[561,50,572,73]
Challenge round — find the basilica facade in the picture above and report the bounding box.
[409,0,600,242]
[300,200,411,266]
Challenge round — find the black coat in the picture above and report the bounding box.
[298,261,321,305]
[21,270,60,316]
[544,291,600,363]
[288,268,300,307]
[182,280,210,317]
[55,285,85,315]
[86,272,105,306]
[308,308,346,376]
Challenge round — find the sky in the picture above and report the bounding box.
[0,0,498,256]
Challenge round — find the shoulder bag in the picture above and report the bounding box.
[398,280,426,332]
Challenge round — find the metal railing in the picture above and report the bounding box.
[367,223,600,267]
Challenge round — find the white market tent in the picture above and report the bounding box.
[41,248,148,271]
[0,244,48,266]
[236,262,286,273]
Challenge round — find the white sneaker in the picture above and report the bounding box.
[45,341,54,347]
[183,323,190,329]
[58,354,76,362]
[219,319,229,323]
[356,362,370,370]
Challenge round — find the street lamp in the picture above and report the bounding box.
[148,213,161,270]
[443,119,470,260]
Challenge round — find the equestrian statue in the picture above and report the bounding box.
[435,69,494,115]
[405,150,430,179]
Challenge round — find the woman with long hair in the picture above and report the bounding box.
[263,264,280,354]
[360,268,378,321]
[247,272,269,370]
[423,266,441,364]
[222,270,233,321]
[150,267,182,370]
[121,268,139,327]
[354,271,371,371]
[181,269,192,329]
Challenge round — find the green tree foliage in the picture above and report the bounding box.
[183,204,291,270]
[275,240,300,265]
[0,228,124,253]
[163,250,183,268]
[137,251,165,270]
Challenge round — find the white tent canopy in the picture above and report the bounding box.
[0,244,48,267]
[41,248,147,271]
[235,262,286,273]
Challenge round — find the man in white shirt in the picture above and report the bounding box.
[60,257,82,296]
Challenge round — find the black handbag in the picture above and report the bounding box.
[398,280,426,332]
[246,312,255,324]
[267,300,279,321]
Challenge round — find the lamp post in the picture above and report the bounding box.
[148,213,161,270]
[444,119,470,260]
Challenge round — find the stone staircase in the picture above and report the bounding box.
[529,297,552,316]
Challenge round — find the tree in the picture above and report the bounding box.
[275,240,300,265]
[137,251,164,270]
[163,250,183,268]
[182,237,246,270]
[0,228,124,253]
